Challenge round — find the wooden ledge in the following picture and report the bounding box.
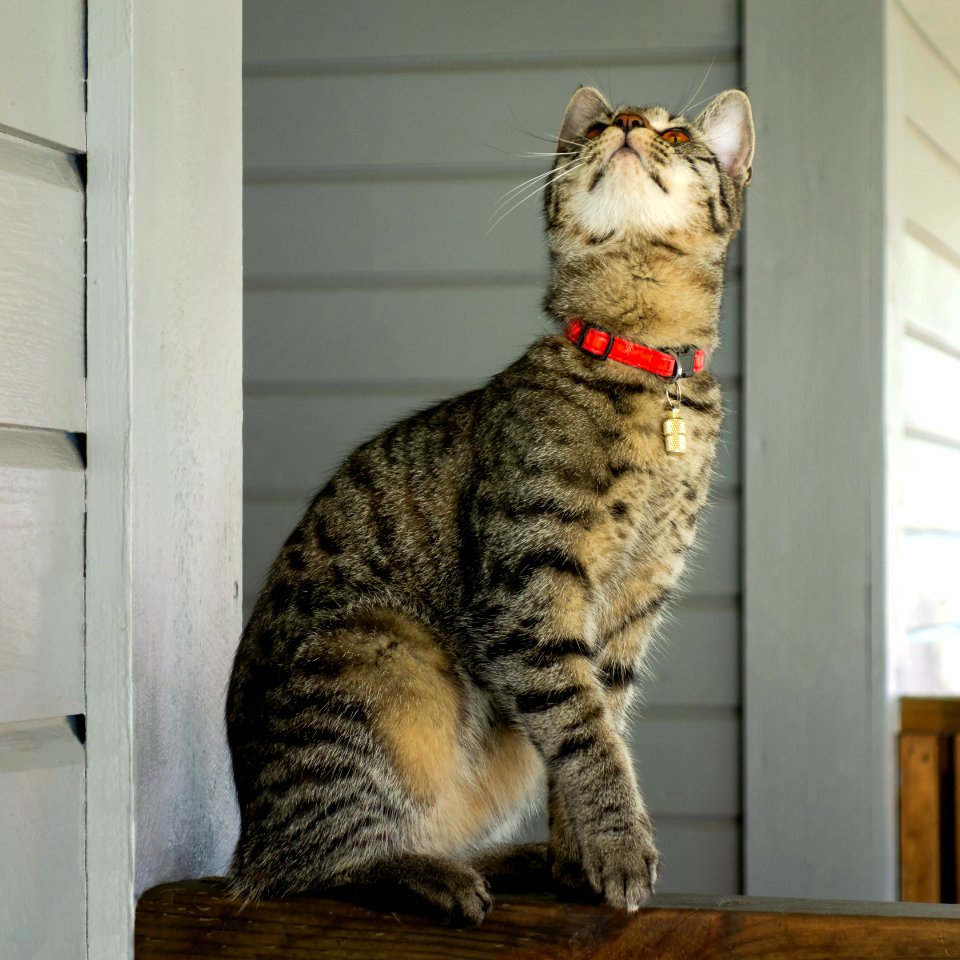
[136,879,960,959]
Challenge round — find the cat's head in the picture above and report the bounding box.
[544,87,754,252]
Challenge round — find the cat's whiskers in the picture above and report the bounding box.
[681,89,733,119]
[520,151,578,158]
[490,158,583,217]
[487,160,585,233]
[488,171,583,233]
[501,112,586,152]
[493,156,581,202]
[492,158,584,213]
[676,52,719,118]
[515,127,586,151]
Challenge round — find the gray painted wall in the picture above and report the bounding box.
[743,0,892,900]
[243,0,745,895]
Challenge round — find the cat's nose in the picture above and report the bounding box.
[612,113,645,130]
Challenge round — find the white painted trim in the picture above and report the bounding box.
[85,1,136,956]
[742,0,894,901]
[86,2,243,957]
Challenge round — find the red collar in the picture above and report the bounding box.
[564,318,706,380]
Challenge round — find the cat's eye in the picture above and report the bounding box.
[585,123,607,140]
[660,128,690,144]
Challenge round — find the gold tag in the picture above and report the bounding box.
[662,407,686,455]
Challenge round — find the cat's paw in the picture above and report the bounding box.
[403,858,493,926]
[353,853,493,926]
[579,820,660,911]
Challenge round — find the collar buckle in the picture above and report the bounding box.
[664,346,705,381]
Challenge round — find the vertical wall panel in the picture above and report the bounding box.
[744,0,889,900]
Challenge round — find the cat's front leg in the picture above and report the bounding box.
[479,609,659,910]
[546,775,598,899]
[544,717,659,910]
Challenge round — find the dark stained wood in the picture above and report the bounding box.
[900,733,944,902]
[956,736,960,902]
[899,699,960,904]
[136,879,960,959]
[901,698,960,734]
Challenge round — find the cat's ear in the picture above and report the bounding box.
[557,86,612,149]
[696,90,755,184]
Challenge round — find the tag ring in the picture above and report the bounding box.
[664,380,682,409]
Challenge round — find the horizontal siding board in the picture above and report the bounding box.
[901,531,960,631]
[900,438,960,531]
[244,0,738,63]
[244,280,742,385]
[245,178,742,282]
[902,335,960,446]
[246,177,544,280]
[244,286,547,386]
[0,428,84,724]
[905,130,960,260]
[243,387,741,497]
[631,711,740,818]
[244,62,739,171]
[902,13,960,169]
[900,231,960,355]
[0,0,84,151]
[646,602,740,708]
[654,817,740,894]
[0,718,85,960]
[0,132,85,432]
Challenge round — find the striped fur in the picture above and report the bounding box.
[227,87,754,924]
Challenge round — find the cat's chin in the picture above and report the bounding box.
[569,181,691,241]
[567,151,696,240]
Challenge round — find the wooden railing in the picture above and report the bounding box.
[900,697,960,903]
[136,879,960,959]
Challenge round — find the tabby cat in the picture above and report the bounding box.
[227,86,754,924]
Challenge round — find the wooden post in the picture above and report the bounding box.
[955,736,960,901]
[899,698,960,903]
[899,733,943,902]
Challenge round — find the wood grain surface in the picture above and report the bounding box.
[899,733,945,903]
[136,879,960,959]
[902,699,960,735]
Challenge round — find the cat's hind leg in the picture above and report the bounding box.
[230,607,508,922]
[231,606,541,923]
[470,842,550,893]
